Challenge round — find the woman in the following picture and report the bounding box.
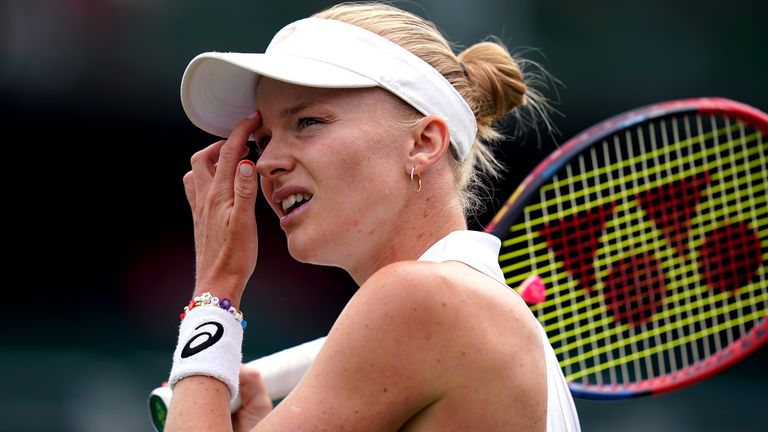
[166,3,579,431]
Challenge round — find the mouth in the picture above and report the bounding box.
[280,192,313,216]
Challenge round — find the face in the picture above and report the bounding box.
[254,78,416,269]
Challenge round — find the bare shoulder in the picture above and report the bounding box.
[336,260,547,419]
[255,261,463,431]
[351,259,544,352]
[344,260,548,431]
[336,259,541,354]
[256,260,547,431]
[321,260,477,384]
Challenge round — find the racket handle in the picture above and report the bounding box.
[148,337,326,431]
[243,336,325,401]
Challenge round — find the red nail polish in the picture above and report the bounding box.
[239,160,255,177]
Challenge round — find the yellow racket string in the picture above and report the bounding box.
[499,113,768,385]
[566,309,765,382]
[501,130,763,239]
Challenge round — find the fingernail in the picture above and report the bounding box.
[239,160,254,177]
[247,111,259,119]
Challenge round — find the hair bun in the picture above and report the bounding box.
[458,41,527,127]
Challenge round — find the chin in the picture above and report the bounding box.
[285,232,334,267]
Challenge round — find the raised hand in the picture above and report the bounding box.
[182,113,262,307]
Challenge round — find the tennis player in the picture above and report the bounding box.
[166,3,580,431]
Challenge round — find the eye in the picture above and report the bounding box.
[298,117,322,129]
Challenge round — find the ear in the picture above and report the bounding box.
[406,115,451,175]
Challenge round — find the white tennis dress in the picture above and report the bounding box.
[418,230,581,432]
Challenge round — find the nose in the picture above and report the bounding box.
[255,135,295,179]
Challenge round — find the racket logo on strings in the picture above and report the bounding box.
[541,170,764,326]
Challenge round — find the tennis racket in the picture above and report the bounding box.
[149,97,768,428]
[486,97,768,399]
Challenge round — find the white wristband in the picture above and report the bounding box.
[169,306,243,400]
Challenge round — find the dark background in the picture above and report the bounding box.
[1,0,766,431]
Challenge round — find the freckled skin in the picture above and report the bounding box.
[253,80,547,432]
[254,80,419,282]
[169,77,549,432]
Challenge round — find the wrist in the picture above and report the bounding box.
[169,305,244,400]
[194,280,244,308]
[181,292,247,329]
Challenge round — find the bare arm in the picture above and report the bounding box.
[166,113,261,432]
[247,262,454,431]
[165,377,233,432]
[245,261,546,431]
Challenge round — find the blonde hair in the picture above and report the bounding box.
[314,2,554,215]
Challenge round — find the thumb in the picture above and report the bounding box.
[233,366,273,432]
[233,160,258,218]
[239,366,272,406]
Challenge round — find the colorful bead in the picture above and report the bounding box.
[178,292,246,328]
[220,298,232,310]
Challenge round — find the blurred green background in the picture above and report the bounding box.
[2,0,766,431]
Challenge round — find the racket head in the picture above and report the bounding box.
[486,97,768,399]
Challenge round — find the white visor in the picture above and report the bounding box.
[180,17,477,161]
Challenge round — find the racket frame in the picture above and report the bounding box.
[484,97,768,399]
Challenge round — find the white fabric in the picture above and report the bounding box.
[180,17,477,161]
[417,230,581,432]
[169,306,244,401]
[418,230,506,284]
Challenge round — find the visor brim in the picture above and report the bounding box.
[181,52,378,139]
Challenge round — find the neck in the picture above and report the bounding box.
[345,186,467,285]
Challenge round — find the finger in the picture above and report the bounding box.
[232,160,259,227]
[211,112,261,197]
[183,170,203,250]
[234,365,273,432]
[212,146,249,172]
[212,149,250,173]
[190,140,226,207]
[183,171,196,211]
[238,366,271,405]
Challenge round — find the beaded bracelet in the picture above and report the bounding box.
[179,292,247,329]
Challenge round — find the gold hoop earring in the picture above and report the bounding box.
[410,166,422,193]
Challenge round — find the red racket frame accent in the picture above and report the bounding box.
[483,97,768,399]
[568,318,768,399]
